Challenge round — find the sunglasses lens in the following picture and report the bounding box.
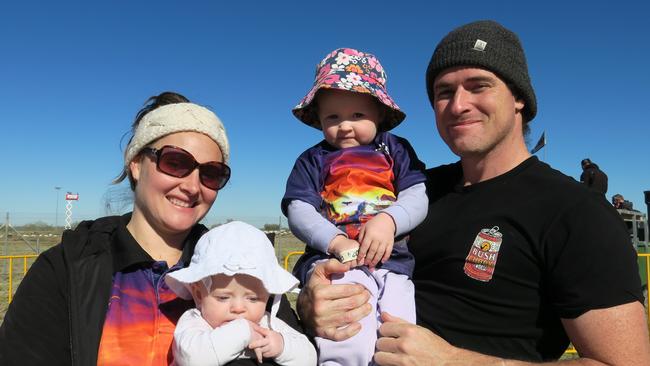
[158,148,195,178]
[152,145,230,191]
[199,163,231,190]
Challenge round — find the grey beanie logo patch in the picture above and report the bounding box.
[472,39,487,51]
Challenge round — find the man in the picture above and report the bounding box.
[580,158,608,195]
[297,20,650,365]
[612,193,634,210]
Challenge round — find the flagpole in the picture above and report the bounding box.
[544,131,547,162]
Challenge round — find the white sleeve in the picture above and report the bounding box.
[173,309,251,366]
[382,182,428,236]
[287,199,345,253]
[268,317,317,366]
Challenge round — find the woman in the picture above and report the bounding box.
[0,92,302,365]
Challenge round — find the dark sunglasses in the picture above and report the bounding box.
[141,145,231,191]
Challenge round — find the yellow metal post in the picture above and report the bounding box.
[284,251,305,271]
[8,257,13,303]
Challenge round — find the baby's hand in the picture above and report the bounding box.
[358,213,395,269]
[247,321,265,362]
[328,235,361,266]
[249,324,285,361]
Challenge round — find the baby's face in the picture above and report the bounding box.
[317,89,382,149]
[193,274,270,328]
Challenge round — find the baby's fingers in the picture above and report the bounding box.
[356,240,370,264]
[253,347,263,363]
[381,243,392,263]
[249,338,269,349]
[367,242,386,268]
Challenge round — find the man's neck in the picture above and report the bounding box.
[460,139,531,186]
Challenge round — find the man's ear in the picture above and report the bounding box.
[514,98,525,114]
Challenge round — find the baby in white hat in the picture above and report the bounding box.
[166,221,316,366]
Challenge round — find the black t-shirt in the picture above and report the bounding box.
[409,156,642,361]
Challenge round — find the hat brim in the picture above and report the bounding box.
[165,262,299,300]
[292,84,406,132]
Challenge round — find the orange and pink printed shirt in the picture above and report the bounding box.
[97,254,193,365]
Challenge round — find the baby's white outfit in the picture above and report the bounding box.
[172,309,314,366]
[166,221,316,366]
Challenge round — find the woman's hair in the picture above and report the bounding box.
[113,91,190,190]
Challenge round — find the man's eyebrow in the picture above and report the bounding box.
[465,75,497,83]
[434,75,498,90]
[433,81,453,91]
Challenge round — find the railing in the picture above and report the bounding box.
[284,251,305,272]
[0,254,38,303]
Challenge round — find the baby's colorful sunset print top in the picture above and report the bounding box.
[282,131,426,276]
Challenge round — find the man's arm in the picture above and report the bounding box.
[374,302,650,366]
[296,259,372,340]
[561,301,649,365]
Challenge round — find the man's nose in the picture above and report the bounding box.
[449,87,471,115]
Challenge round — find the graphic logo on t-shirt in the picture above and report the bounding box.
[463,226,503,282]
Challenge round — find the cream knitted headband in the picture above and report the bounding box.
[124,103,230,167]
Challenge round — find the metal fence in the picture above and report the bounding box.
[0,255,38,304]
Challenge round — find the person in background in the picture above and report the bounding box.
[612,193,635,211]
[580,158,608,195]
[0,92,303,366]
[297,20,650,365]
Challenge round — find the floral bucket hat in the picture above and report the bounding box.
[292,47,406,131]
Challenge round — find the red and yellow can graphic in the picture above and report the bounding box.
[463,226,503,282]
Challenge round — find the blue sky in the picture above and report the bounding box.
[1,1,649,227]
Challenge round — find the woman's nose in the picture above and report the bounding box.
[178,168,201,194]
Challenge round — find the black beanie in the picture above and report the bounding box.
[426,20,537,122]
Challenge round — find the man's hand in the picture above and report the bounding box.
[248,324,284,361]
[297,259,372,341]
[374,312,458,366]
[358,213,396,268]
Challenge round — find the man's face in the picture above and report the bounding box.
[431,67,525,159]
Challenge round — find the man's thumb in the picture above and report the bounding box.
[381,311,406,324]
[318,258,351,278]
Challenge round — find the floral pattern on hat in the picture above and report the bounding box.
[293,48,406,131]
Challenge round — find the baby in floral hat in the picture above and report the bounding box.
[282,48,428,365]
[165,221,316,366]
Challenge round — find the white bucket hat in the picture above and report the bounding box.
[166,221,298,300]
